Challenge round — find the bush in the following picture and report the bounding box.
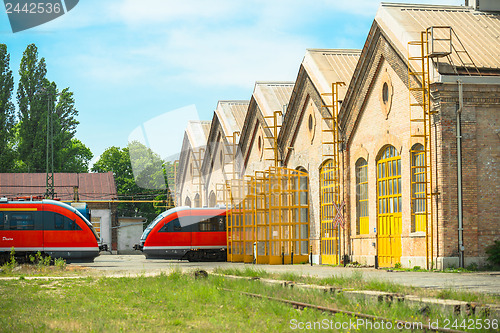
[29,252,51,271]
[2,247,17,272]
[54,258,66,270]
[394,262,402,269]
[485,240,500,266]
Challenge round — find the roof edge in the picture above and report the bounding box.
[379,2,470,10]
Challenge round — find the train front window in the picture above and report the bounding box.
[141,213,166,239]
[159,219,181,232]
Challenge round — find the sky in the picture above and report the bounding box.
[0,0,465,166]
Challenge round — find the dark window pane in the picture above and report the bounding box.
[55,214,64,230]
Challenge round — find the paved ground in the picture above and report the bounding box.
[69,254,500,295]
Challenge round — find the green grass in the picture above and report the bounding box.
[1,271,497,332]
[214,267,500,306]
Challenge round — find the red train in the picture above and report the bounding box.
[0,198,106,263]
[134,207,227,261]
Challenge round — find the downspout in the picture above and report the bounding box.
[456,79,465,268]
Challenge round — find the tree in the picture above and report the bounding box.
[59,138,93,173]
[0,44,16,171]
[92,144,171,222]
[16,43,87,173]
[17,43,50,172]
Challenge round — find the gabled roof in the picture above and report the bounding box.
[239,82,294,170]
[278,49,361,161]
[376,3,500,73]
[185,120,211,149]
[253,82,294,117]
[0,172,117,200]
[302,49,361,103]
[214,100,249,138]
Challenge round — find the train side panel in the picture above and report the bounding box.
[42,203,99,261]
[0,201,100,262]
[141,208,227,260]
[0,203,44,252]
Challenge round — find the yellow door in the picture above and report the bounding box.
[320,160,339,265]
[377,146,402,267]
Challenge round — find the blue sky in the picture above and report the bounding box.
[0,0,464,165]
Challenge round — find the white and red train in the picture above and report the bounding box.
[0,198,106,263]
[134,207,227,261]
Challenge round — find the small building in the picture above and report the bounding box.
[0,172,118,249]
[117,217,146,254]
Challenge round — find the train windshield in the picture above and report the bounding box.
[140,212,166,240]
[74,209,99,241]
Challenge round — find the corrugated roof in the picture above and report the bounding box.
[214,100,249,140]
[302,49,361,104]
[253,82,294,118]
[186,120,211,149]
[0,172,117,200]
[376,3,500,72]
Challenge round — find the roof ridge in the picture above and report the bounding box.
[380,2,470,10]
[306,49,362,53]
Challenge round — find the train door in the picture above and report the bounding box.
[377,146,402,267]
[43,206,82,252]
[161,211,190,249]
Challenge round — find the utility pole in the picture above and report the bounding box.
[45,93,55,199]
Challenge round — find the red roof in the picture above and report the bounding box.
[0,172,118,200]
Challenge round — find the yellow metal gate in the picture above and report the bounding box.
[377,146,402,267]
[225,167,309,264]
[320,160,339,265]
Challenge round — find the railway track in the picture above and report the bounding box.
[221,288,469,333]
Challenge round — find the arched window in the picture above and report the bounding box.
[194,194,201,208]
[184,197,191,207]
[356,158,368,235]
[209,191,216,207]
[411,144,426,232]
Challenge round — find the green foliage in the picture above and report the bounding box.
[92,143,171,221]
[2,247,17,272]
[29,251,51,271]
[0,44,16,172]
[394,262,402,269]
[59,138,93,172]
[54,258,66,270]
[485,240,500,266]
[0,43,92,173]
[17,43,50,172]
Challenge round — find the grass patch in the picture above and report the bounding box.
[0,272,496,332]
[214,267,500,306]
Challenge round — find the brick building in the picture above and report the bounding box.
[175,2,500,268]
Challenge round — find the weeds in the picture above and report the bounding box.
[54,257,66,270]
[29,251,52,271]
[1,247,18,273]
